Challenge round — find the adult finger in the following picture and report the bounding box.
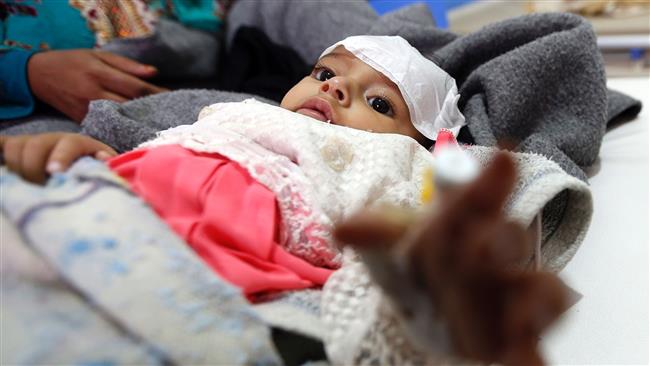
[333,206,417,249]
[99,91,129,104]
[505,273,568,339]
[97,68,167,99]
[456,152,517,217]
[407,153,519,280]
[501,344,544,366]
[60,97,90,124]
[429,152,518,249]
[416,152,518,241]
[497,274,568,366]
[459,221,531,271]
[95,51,158,78]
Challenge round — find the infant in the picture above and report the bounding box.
[1,35,468,295]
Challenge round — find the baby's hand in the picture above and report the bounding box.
[335,152,568,366]
[0,133,117,184]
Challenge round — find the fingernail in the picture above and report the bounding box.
[46,161,62,173]
[142,65,156,73]
[95,151,111,161]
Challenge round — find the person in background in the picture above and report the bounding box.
[0,0,233,123]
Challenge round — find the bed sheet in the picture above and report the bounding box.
[542,77,649,365]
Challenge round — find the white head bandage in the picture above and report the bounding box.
[320,35,465,140]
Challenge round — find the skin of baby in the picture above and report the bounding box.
[281,47,427,144]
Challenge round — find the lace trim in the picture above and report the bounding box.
[141,99,435,268]
[141,127,342,268]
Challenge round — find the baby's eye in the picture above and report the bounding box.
[368,97,393,115]
[313,67,335,82]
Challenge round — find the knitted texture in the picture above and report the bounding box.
[141,99,433,267]
[320,145,592,364]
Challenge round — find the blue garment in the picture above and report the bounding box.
[0,0,224,120]
[0,50,37,119]
[0,2,95,52]
[0,1,95,119]
[149,1,225,34]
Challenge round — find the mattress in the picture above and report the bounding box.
[542,77,649,365]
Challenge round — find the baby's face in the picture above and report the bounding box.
[281,47,425,143]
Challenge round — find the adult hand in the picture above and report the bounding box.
[0,133,117,184]
[27,50,168,123]
[335,152,568,366]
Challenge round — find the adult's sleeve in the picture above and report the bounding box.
[0,49,37,120]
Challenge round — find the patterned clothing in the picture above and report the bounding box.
[0,0,232,119]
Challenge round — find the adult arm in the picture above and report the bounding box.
[26,50,167,123]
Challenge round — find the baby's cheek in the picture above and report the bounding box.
[368,115,401,134]
[279,92,293,110]
[282,77,317,111]
[280,86,303,110]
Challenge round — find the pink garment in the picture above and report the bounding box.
[108,144,333,297]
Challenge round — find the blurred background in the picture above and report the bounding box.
[370,0,650,77]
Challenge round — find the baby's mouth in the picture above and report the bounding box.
[297,108,328,122]
[296,98,335,124]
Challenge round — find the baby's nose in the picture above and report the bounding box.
[320,77,349,104]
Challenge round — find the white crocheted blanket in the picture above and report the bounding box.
[141,99,434,268]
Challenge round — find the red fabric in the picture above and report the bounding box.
[108,145,332,296]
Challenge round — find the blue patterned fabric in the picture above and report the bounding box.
[0,158,282,365]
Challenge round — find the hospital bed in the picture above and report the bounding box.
[543,76,649,365]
